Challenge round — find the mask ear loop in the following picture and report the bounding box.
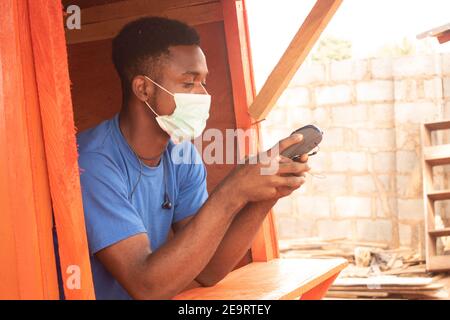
[199,82,209,95]
[144,100,159,117]
[305,145,327,179]
[144,75,174,96]
[142,76,172,117]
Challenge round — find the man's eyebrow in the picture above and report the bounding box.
[182,71,209,76]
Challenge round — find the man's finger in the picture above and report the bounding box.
[279,155,293,163]
[295,154,309,163]
[277,162,310,175]
[267,134,303,158]
[271,175,306,188]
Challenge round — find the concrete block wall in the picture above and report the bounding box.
[261,54,450,252]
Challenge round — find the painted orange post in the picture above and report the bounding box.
[222,0,280,262]
[27,0,95,299]
[300,273,340,300]
[0,0,59,299]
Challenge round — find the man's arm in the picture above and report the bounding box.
[174,199,276,288]
[96,181,245,300]
[94,135,306,299]
[174,155,309,288]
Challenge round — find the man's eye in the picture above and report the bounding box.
[183,83,195,88]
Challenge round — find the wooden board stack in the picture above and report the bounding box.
[279,237,450,299]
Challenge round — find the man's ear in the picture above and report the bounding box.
[131,75,154,102]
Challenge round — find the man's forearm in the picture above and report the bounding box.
[138,181,247,299]
[195,199,277,286]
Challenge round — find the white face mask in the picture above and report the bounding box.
[143,76,211,144]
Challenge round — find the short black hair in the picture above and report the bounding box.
[112,16,200,101]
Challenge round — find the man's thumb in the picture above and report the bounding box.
[273,134,303,155]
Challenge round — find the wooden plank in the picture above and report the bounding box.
[0,0,61,299]
[222,0,278,262]
[16,0,60,299]
[429,228,450,238]
[0,0,43,299]
[326,291,389,298]
[248,0,343,121]
[300,272,339,300]
[421,125,437,272]
[424,119,450,131]
[27,0,95,299]
[69,0,218,25]
[173,258,348,300]
[428,256,450,272]
[428,189,450,201]
[333,276,434,287]
[65,1,223,44]
[438,30,450,44]
[423,144,450,166]
[417,23,450,39]
[330,284,444,291]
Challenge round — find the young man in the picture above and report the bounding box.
[77,17,310,300]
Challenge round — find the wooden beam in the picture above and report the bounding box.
[248,0,343,121]
[65,1,223,44]
[16,0,61,299]
[429,228,450,238]
[69,0,217,25]
[423,144,450,166]
[417,23,450,40]
[428,255,450,272]
[438,30,450,44]
[427,189,450,201]
[222,0,256,157]
[28,0,95,299]
[173,258,347,300]
[424,119,450,131]
[222,0,279,262]
[0,0,59,299]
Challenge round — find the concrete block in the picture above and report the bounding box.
[331,151,368,172]
[317,219,353,240]
[393,54,440,78]
[335,196,372,217]
[330,59,368,81]
[316,85,352,106]
[356,219,393,242]
[356,80,393,102]
[398,199,424,220]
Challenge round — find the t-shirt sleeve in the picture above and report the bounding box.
[173,143,208,223]
[78,152,147,255]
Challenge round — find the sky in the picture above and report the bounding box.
[246,0,450,90]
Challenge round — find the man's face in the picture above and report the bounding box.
[151,45,209,116]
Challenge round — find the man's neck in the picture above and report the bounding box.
[118,105,169,167]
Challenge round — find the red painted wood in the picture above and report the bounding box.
[438,30,450,44]
[0,0,59,299]
[174,258,347,299]
[222,0,279,262]
[27,0,95,299]
[16,0,60,299]
[300,272,340,300]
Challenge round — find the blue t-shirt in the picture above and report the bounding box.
[76,114,208,300]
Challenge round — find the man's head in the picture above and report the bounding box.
[112,17,208,116]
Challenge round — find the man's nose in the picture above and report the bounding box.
[193,82,208,95]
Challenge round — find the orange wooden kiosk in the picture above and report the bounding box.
[0,0,347,300]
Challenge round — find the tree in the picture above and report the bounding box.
[311,35,352,63]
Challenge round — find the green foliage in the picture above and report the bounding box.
[377,37,416,58]
[311,35,352,63]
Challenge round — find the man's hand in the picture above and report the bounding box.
[227,134,311,203]
[275,153,309,198]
